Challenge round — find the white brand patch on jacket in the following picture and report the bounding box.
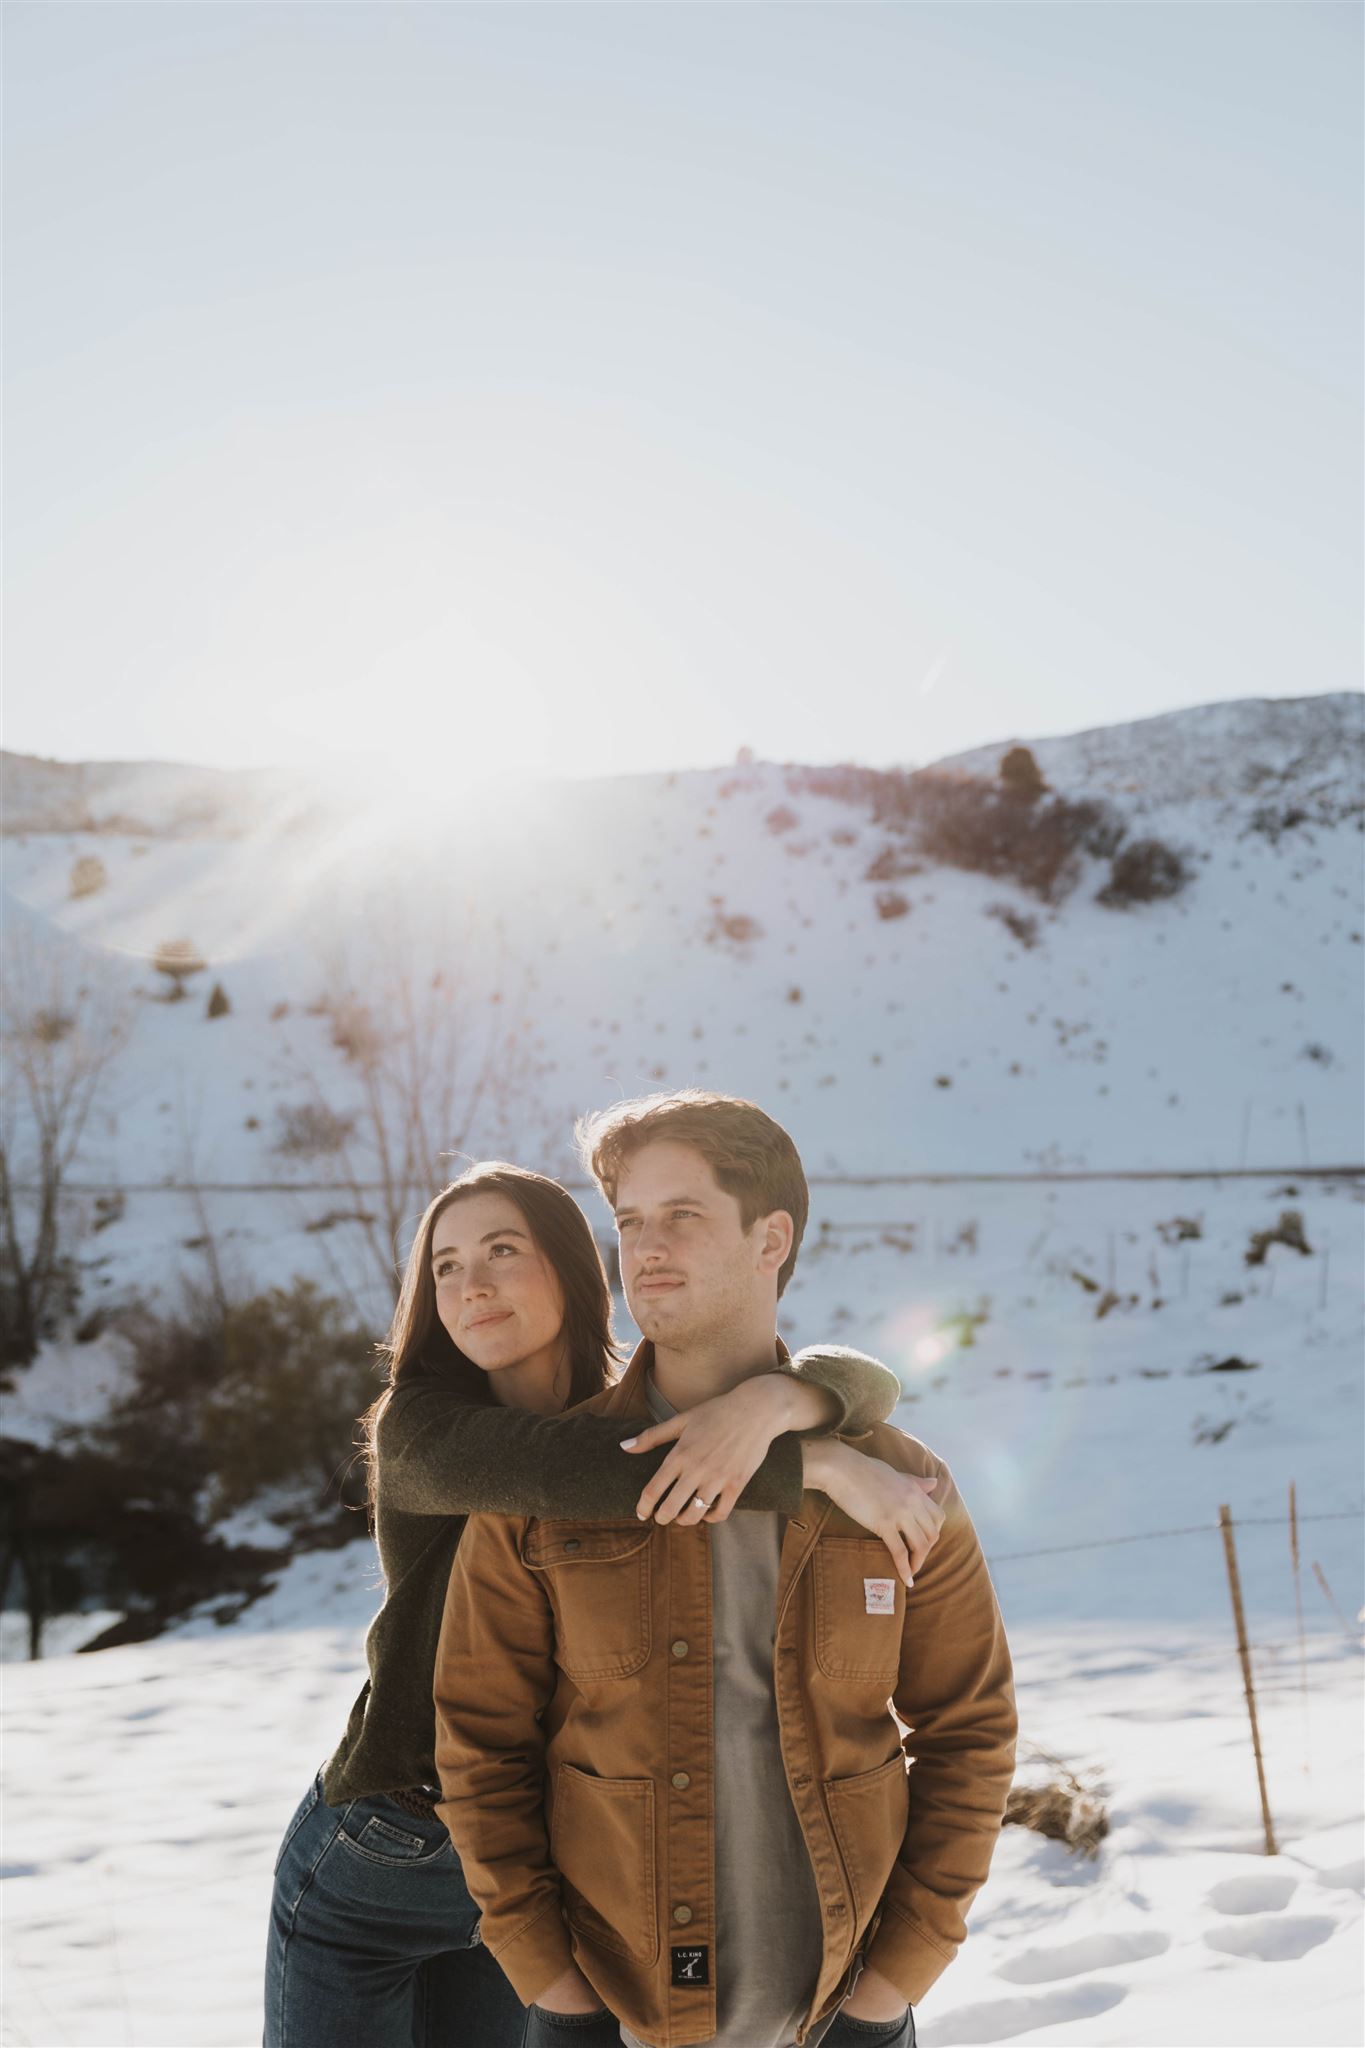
[864,1577,897,1614]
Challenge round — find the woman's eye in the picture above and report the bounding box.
[489,1241,518,1257]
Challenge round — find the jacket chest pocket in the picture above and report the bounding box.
[813,1538,905,1683]
[522,1521,653,1680]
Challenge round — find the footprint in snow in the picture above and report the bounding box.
[994,1929,1169,1983]
[1302,1857,1364,1893]
[925,1980,1127,2045]
[1202,1914,1336,1963]
[1205,1871,1298,1916]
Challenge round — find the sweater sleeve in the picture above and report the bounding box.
[785,1344,903,1438]
[376,1383,806,1519]
[377,1343,903,1522]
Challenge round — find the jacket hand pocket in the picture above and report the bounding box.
[813,1538,906,1683]
[522,1521,653,1680]
[549,1762,659,1964]
[826,1753,910,1942]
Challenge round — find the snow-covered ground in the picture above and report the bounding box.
[2,696,1362,2045]
[4,1169,1362,2048]
[3,1599,1361,2048]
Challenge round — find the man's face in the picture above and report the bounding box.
[613,1137,790,1347]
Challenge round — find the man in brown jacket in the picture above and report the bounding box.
[434,1091,1016,2048]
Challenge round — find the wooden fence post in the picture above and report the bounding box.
[1310,1560,1359,1647]
[1289,1481,1309,1772]
[1219,1503,1277,1854]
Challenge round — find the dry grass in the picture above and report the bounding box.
[1004,1746,1110,1858]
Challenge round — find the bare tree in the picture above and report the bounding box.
[280,900,557,1304]
[1,925,134,1366]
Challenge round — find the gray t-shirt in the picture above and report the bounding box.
[619,1374,830,2048]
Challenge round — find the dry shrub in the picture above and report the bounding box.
[914,774,1124,903]
[1005,1747,1109,1858]
[987,903,1040,949]
[70,855,108,899]
[1244,1209,1312,1267]
[1096,837,1190,908]
[702,903,763,950]
[326,993,383,1064]
[26,1007,74,1045]
[865,844,923,884]
[790,762,1124,903]
[999,745,1048,800]
[274,1100,356,1159]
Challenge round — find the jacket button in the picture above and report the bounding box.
[671,1772,690,1790]
[670,1640,690,1659]
[672,1905,693,1925]
[563,1539,581,1553]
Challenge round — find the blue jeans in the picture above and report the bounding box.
[822,2009,915,2048]
[523,2011,619,2048]
[521,2001,914,2048]
[264,1772,529,2048]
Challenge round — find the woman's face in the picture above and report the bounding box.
[430,1189,567,1397]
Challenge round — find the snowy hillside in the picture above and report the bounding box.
[2,693,1361,2047]
[3,693,1362,1243]
[939,694,1361,818]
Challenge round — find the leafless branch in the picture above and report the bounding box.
[1,924,135,1363]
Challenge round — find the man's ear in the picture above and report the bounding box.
[756,1209,795,1275]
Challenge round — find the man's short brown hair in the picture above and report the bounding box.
[576,1089,809,1297]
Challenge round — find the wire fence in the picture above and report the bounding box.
[987,1508,1365,1678]
[15,1163,1365,1195]
[986,1507,1363,1564]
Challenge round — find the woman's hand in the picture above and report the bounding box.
[802,1440,944,1584]
[622,1373,836,1525]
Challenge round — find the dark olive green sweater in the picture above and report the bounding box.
[322,1345,901,1804]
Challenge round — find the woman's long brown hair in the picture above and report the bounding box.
[360,1161,621,1508]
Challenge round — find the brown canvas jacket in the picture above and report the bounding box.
[434,1342,1016,2047]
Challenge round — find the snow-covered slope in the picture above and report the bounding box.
[940,693,1362,817]
[3,693,1362,1248]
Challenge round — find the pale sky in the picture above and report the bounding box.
[4,2,1361,790]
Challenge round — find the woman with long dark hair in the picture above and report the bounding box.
[264,1162,943,2048]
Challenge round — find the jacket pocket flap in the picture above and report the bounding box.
[522,1521,653,1569]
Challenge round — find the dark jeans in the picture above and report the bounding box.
[823,2008,915,2048]
[264,1771,528,2048]
[523,2010,620,2048]
[522,2000,915,2048]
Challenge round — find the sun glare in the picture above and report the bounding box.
[913,1332,952,1369]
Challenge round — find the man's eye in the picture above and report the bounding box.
[672,1209,698,1220]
